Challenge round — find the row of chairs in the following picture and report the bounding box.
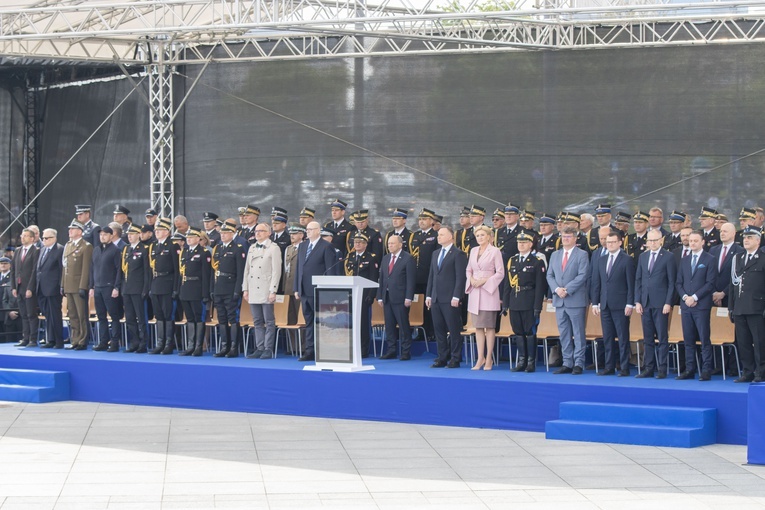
[459,300,738,376]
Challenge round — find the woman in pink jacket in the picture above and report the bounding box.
[465,225,505,370]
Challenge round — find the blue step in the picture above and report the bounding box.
[546,401,717,448]
[0,369,70,403]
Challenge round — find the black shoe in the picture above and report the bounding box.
[74,344,87,351]
[699,372,711,381]
[553,366,572,374]
[226,350,239,358]
[149,346,163,354]
[447,360,460,369]
[618,369,630,377]
[585,363,596,371]
[549,360,563,368]
[14,340,29,347]
[655,372,667,379]
[598,369,615,376]
[260,352,273,359]
[40,342,55,349]
[572,366,583,375]
[161,345,174,355]
[53,343,64,349]
[135,346,148,354]
[380,352,397,360]
[735,374,755,383]
[298,352,314,362]
[755,376,765,383]
[431,361,447,368]
[676,371,695,380]
[213,350,228,358]
[93,344,108,351]
[525,364,536,373]
[635,371,654,379]
[107,345,120,352]
[399,354,411,361]
[125,345,138,353]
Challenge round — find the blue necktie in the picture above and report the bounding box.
[306,243,313,258]
[691,254,698,275]
[438,248,446,269]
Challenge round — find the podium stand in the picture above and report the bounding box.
[303,275,379,372]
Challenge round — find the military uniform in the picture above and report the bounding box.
[148,219,181,354]
[324,217,355,258]
[626,233,648,259]
[503,242,547,372]
[0,263,20,343]
[454,206,471,255]
[121,228,152,353]
[349,225,383,260]
[699,207,721,252]
[178,230,211,356]
[211,229,246,358]
[537,231,559,265]
[344,239,379,357]
[61,221,93,350]
[203,212,221,247]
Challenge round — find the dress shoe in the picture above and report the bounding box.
[446,360,460,369]
[618,370,630,377]
[755,376,765,383]
[135,346,148,354]
[93,344,108,351]
[106,345,120,352]
[655,372,667,379]
[553,366,572,374]
[525,364,536,373]
[572,366,583,375]
[699,372,711,381]
[635,371,654,379]
[399,354,411,361]
[26,342,37,347]
[431,361,447,368]
[597,369,615,376]
[676,371,695,380]
[260,352,273,359]
[298,352,314,362]
[74,344,87,351]
[53,343,64,349]
[41,342,55,349]
[735,374,755,383]
[549,360,563,368]
[245,350,263,359]
[471,360,485,370]
[226,350,239,358]
[14,340,29,347]
[585,363,596,371]
[380,352,397,360]
[125,345,138,353]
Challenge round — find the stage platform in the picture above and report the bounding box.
[0,343,748,445]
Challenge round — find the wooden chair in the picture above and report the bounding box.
[274,294,296,357]
[629,309,644,373]
[240,299,254,355]
[535,300,560,372]
[584,305,604,372]
[276,298,306,357]
[371,300,385,357]
[204,306,219,352]
[667,306,684,374]
[408,294,430,353]
[461,313,476,366]
[494,312,514,368]
[709,306,739,380]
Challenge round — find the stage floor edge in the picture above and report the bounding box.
[0,345,748,445]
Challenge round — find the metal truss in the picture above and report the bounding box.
[0,0,765,65]
[22,78,43,227]
[148,43,174,220]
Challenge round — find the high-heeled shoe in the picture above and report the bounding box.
[472,359,485,370]
[484,362,493,371]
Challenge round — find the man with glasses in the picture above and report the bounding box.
[243,223,282,359]
[634,230,676,378]
[699,207,721,251]
[627,211,650,259]
[37,229,65,349]
[648,207,669,237]
[11,228,39,347]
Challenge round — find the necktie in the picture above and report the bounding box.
[306,243,313,258]
[389,254,396,275]
[683,248,689,258]
[438,248,446,269]
[691,254,698,275]
[561,251,569,272]
[648,252,656,273]
[255,244,264,249]
[719,245,728,272]
[606,254,614,276]
[39,247,48,267]
[746,253,752,265]
[21,247,27,263]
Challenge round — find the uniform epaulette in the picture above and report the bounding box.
[370,253,376,258]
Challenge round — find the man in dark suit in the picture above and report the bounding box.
[699,206,721,252]
[591,232,635,376]
[90,226,123,352]
[11,228,38,347]
[377,233,417,360]
[323,199,355,259]
[729,227,765,383]
[121,225,152,353]
[675,231,717,381]
[710,223,742,308]
[37,229,65,349]
[343,231,379,358]
[0,256,20,343]
[293,221,338,361]
[634,229,677,378]
[426,226,467,368]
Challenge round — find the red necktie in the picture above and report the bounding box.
[561,251,569,272]
[719,245,728,272]
[388,254,396,275]
[21,247,27,263]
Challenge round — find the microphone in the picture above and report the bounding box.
[323,253,345,276]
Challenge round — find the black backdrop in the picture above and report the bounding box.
[16,42,765,239]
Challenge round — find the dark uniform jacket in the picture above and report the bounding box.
[503,252,547,312]
[344,250,379,304]
[90,242,123,291]
[206,229,221,247]
[729,251,765,315]
[179,244,211,301]
[537,233,559,265]
[121,243,152,296]
[384,228,414,254]
[709,242,743,308]
[324,218,355,257]
[411,228,439,287]
[270,230,291,257]
[663,232,682,253]
[703,228,721,252]
[82,220,101,247]
[210,241,246,297]
[626,232,648,259]
[0,271,18,322]
[149,239,180,295]
[497,224,521,261]
[348,226,383,261]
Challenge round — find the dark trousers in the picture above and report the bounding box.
[38,293,63,347]
[124,293,148,347]
[734,313,765,378]
[18,293,38,343]
[151,293,174,322]
[641,307,669,374]
[181,300,204,322]
[300,297,316,353]
[601,306,631,372]
[431,301,463,363]
[94,286,123,345]
[681,307,713,374]
[383,301,412,356]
